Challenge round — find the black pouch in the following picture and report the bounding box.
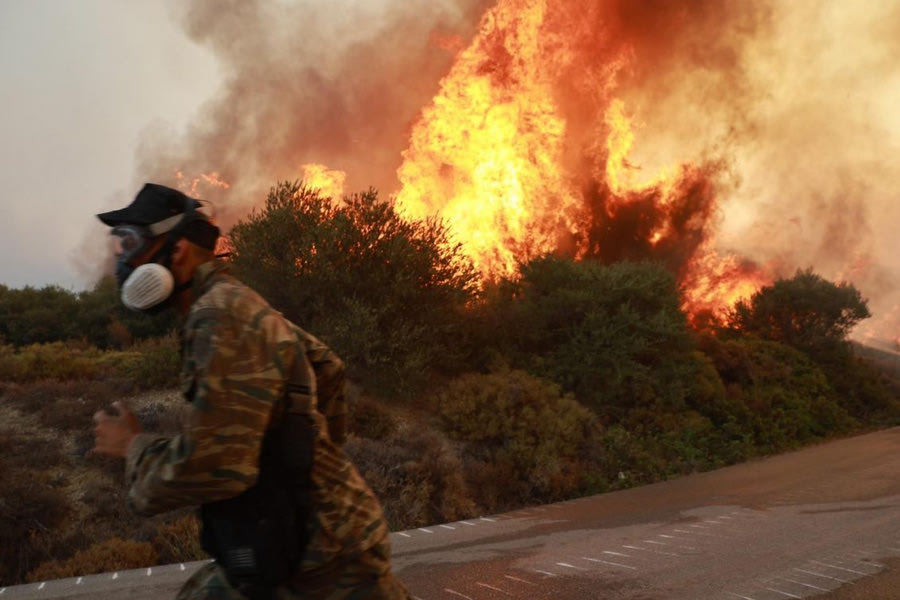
[200,414,317,599]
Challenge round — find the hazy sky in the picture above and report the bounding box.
[0,1,220,289]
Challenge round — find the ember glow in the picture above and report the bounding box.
[394,0,768,319]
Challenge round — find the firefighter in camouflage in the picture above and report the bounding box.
[91,183,409,600]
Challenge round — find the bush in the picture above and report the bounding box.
[700,335,855,453]
[436,369,599,510]
[25,538,157,582]
[347,394,399,440]
[0,475,71,585]
[228,182,479,395]
[346,428,475,529]
[480,258,700,421]
[110,333,181,390]
[151,514,206,564]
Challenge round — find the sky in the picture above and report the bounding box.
[0,1,220,290]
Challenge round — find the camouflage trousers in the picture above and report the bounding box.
[176,540,410,600]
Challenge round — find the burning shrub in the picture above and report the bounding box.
[228,182,479,395]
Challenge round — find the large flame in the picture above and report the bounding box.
[395,0,767,319]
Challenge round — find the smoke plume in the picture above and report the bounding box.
[138,0,900,344]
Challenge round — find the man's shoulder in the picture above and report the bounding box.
[189,274,294,338]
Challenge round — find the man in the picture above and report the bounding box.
[92,183,409,600]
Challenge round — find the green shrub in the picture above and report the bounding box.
[112,333,181,390]
[228,182,479,395]
[345,427,475,529]
[347,394,399,440]
[436,369,599,510]
[700,335,855,453]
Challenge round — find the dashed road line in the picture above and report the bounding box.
[440,525,456,530]
[443,589,474,600]
[397,532,412,538]
[762,585,801,598]
[725,592,756,600]
[534,569,556,577]
[793,568,851,584]
[476,582,510,594]
[810,559,877,575]
[419,528,434,534]
[504,574,535,585]
[772,576,829,592]
[582,556,638,570]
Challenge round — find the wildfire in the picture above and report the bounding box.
[395,0,766,319]
[174,170,231,197]
[300,163,346,200]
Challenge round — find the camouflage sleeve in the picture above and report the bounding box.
[124,307,286,516]
[300,329,348,445]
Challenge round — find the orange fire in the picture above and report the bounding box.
[300,163,346,200]
[174,170,231,197]
[395,0,766,320]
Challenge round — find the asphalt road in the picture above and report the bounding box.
[5,427,900,599]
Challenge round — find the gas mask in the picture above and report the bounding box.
[110,212,196,313]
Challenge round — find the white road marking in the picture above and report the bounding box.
[623,545,645,550]
[147,567,152,576]
[582,557,638,570]
[112,572,119,580]
[180,564,186,571]
[397,532,411,538]
[443,589,473,600]
[0,588,5,594]
[534,570,556,577]
[504,575,535,585]
[556,562,586,570]
[480,517,496,522]
[76,577,82,585]
[419,528,434,534]
[476,582,510,594]
[810,560,874,575]
[440,525,456,530]
[762,586,801,598]
[725,592,755,600]
[643,540,667,545]
[793,568,851,583]
[38,583,46,590]
[603,550,631,557]
[773,576,829,592]
[459,521,476,526]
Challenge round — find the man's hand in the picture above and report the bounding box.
[92,401,142,458]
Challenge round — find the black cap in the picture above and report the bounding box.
[97,183,202,228]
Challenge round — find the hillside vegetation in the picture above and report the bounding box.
[2,182,898,585]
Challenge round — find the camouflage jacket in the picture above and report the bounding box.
[124,260,390,571]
